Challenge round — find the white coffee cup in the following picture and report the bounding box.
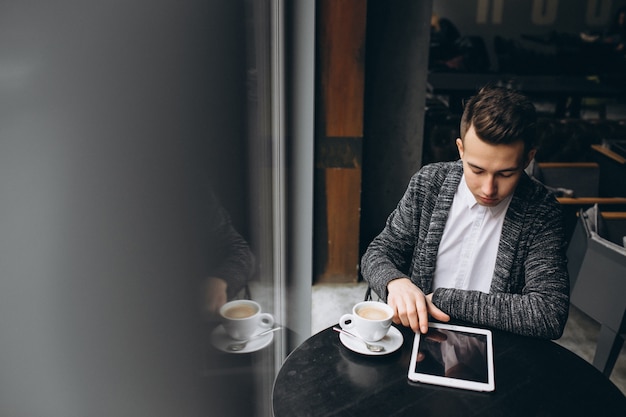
[219,300,274,341]
[339,301,393,342]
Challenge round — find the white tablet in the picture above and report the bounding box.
[408,323,495,392]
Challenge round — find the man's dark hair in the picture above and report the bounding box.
[460,85,537,152]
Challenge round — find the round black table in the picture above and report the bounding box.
[272,324,626,416]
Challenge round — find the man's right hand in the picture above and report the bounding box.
[386,278,450,334]
[203,277,228,317]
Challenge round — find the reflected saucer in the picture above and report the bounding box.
[338,326,403,356]
[210,325,274,354]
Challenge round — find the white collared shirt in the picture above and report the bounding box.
[432,175,512,293]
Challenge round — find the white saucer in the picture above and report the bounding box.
[338,326,403,355]
[210,325,274,354]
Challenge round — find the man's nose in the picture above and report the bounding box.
[482,176,496,196]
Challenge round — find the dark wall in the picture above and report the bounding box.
[434,0,626,72]
[360,0,434,259]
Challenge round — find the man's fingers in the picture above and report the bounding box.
[393,301,412,329]
[387,281,432,333]
[388,290,451,334]
[431,308,451,323]
[426,298,451,323]
[389,296,420,332]
[398,300,427,333]
[416,301,430,334]
[406,302,421,333]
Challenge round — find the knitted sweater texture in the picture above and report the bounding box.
[361,160,570,339]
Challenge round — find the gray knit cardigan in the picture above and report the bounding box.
[361,160,570,339]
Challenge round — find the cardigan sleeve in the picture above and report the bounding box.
[206,194,256,299]
[361,162,458,301]
[432,194,570,340]
[360,174,421,300]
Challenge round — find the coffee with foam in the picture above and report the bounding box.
[357,306,390,320]
[339,301,394,342]
[223,304,256,319]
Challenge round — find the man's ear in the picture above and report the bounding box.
[523,148,537,169]
[456,138,464,159]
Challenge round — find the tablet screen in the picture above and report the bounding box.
[407,323,495,392]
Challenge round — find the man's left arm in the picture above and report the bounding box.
[432,202,570,339]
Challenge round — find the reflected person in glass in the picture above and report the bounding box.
[203,189,255,317]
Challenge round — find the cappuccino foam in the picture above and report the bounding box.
[223,304,256,319]
[357,306,389,320]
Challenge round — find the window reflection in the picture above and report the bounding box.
[203,1,282,416]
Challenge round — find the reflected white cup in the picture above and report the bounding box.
[219,300,274,340]
[339,301,393,342]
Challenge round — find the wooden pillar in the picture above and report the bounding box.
[314,0,367,283]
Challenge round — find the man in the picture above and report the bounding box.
[203,189,256,316]
[361,86,569,339]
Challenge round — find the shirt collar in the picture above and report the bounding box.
[458,174,512,217]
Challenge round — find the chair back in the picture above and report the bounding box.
[567,206,626,333]
[537,162,600,197]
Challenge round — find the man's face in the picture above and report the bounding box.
[456,125,535,207]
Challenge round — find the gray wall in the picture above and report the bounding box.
[0,1,245,415]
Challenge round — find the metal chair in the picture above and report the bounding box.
[566,205,626,376]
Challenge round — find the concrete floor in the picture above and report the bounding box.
[312,282,626,395]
